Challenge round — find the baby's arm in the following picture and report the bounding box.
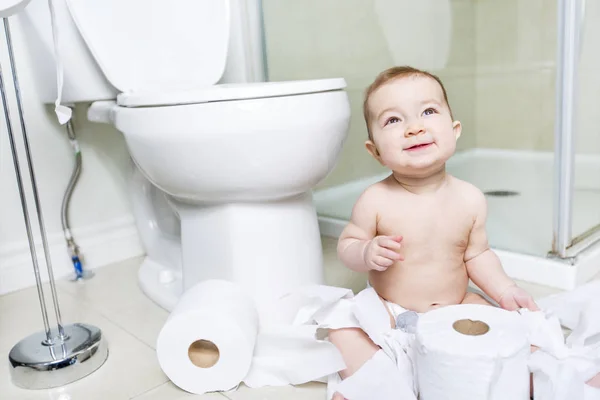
[463,189,520,304]
[337,187,402,272]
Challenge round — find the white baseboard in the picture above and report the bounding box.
[0,215,145,295]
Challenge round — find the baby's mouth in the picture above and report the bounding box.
[405,142,433,151]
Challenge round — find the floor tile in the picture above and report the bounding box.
[222,382,326,400]
[0,285,168,400]
[57,257,170,349]
[132,381,228,399]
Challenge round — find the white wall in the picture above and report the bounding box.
[0,20,143,295]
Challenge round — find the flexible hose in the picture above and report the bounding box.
[61,118,81,233]
[61,115,85,278]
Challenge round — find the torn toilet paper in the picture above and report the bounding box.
[272,281,600,400]
[522,280,600,400]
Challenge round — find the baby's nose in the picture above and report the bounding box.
[405,123,425,137]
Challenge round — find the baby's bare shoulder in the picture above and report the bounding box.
[356,175,399,205]
[448,175,487,210]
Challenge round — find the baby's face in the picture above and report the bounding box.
[366,76,461,176]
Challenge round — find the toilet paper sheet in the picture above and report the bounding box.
[522,280,600,400]
[270,285,419,399]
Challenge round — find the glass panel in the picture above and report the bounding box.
[260,0,556,257]
[571,0,600,246]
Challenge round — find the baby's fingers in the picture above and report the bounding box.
[379,236,403,250]
[372,256,394,271]
[377,247,403,261]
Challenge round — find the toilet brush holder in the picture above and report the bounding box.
[0,17,108,389]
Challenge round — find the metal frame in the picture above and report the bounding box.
[553,0,585,258]
[3,15,108,390]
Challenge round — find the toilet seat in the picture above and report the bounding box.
[117,78,347,108]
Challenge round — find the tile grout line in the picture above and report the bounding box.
[128,381,168,399]
[55,281,161,353]
[53,285,172,397]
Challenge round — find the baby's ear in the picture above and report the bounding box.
[365,140,383,164]
[453,120,462,141]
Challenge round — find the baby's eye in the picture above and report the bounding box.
[423,108,436,116]
[385,116,400,125]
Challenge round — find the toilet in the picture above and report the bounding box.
[20,0,350,321]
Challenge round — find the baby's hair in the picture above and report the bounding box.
[363,66,453,140]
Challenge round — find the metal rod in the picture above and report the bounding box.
[0,22,53,345]
[3,18,66,339]
[553,0,579,257]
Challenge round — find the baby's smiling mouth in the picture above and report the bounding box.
[405,142,433,151]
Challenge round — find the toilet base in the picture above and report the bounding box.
[138,257,182,312]
[137,192,325,325]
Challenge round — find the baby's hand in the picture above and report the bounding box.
[498,284,540,311]
[362,235,404,271]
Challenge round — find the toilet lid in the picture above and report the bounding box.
[116,78,347,107]
[66,0,230,94]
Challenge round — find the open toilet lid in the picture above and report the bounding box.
[66,0,230,95]
[116,78,347,107]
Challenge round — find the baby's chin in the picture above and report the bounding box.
[394,152,450,173]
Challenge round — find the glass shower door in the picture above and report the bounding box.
[561,0,600,257]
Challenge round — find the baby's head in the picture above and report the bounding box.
[363,66,461,178]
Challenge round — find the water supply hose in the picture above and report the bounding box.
[61,113,89,280]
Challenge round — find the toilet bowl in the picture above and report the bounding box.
[109,79,350,317]
[20,0,350,322]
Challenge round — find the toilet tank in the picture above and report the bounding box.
[18,0,231,104]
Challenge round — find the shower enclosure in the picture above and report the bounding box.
[259,0,600,290]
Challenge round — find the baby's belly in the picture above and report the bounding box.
[369,259,469,313]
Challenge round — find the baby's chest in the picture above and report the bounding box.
[377,204,473,248]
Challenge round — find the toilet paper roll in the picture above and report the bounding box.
[415,304,530,400]
[156,279,259,394]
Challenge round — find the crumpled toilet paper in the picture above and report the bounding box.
[267,285,418,399]
[521,280,600,400]
[268,280,600,400]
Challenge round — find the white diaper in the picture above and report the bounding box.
[384,300,421,334]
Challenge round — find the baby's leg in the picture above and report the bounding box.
[328,328,378,400]
[460,291,600,390]
[328,327,379,379]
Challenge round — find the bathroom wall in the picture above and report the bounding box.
[261,0,478,189]
[474,0,600,155]
[0,21,142,295]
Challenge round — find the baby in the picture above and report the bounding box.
[329,66,600,399]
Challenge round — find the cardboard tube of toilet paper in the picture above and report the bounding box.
[415,304,530,400]
[156,279,259,394]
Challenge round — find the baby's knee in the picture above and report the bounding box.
[328,327,379,379]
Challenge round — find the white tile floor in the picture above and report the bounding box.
[0,237,586,400]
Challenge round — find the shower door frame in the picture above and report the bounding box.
[553,0,600,258]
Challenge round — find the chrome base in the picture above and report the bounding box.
[8,323,108,390]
